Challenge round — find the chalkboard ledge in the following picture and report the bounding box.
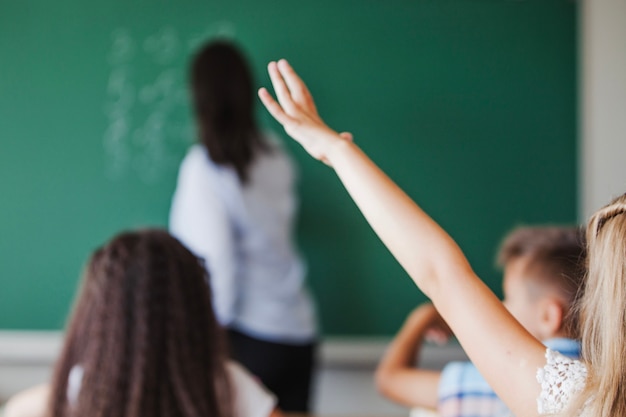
[320,336,467,369]
[0,331,467,369]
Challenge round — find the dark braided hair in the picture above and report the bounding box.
[47,229,233,417]
[190,40,269,184]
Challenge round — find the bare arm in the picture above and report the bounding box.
[259,60,547,417]
[375,304,445,409]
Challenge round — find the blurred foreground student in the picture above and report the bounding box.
[258,58,626,417]
[376,226,585,417]
[4,230,281,417]
[169,41,316,412]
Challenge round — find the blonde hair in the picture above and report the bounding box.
[568,194,626,416]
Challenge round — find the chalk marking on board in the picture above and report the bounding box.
[104,25,228,183]
[144,26,181,65]
[108,29,135,65]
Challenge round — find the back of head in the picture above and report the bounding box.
[572,194,626,417]
[48,229,232,417]
[190,40,265,183]
[497,226,587,337]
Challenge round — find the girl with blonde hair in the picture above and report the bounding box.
[258,58,626,417]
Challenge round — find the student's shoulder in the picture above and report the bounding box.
[437,361,508,416]
[3,384,49,417]
[226,360,278,417]
[225,360,272,395]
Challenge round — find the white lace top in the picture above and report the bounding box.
[536,348,588,416]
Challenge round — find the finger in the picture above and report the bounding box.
[268,61,297,114]
[258,87,296,127]
[277,59,317,113]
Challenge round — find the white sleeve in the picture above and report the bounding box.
[536,348,588,415]
[227,361,278,417]
[169,151,238,325]
[3,384,50,417]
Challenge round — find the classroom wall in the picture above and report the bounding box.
[581,0,626,219]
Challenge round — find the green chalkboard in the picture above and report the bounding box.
[0,0,577,335]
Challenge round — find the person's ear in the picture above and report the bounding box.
[539,297,564,339]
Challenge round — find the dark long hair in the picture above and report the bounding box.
[190,40,268,184]
[47,229,232,417]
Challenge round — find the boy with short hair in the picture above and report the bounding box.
[375,226,586,417]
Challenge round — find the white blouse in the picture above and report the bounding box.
[169,135,316,343]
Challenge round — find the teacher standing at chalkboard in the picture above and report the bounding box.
[169,40,317,412]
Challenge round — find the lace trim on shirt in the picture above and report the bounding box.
[536,348,587,415]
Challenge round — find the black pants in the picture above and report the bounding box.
[227,328,316,412]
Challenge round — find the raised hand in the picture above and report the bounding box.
[259,59,546,417]
[258,59,350,165]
